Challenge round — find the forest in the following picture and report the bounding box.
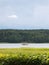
[0,29,49,43]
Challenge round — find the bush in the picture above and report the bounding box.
[0,53,49,65]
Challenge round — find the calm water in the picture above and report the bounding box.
[0,43,49,48]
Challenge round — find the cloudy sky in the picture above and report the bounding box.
[0,0,49,29]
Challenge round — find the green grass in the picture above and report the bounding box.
[0,48,49,65]
[0,48,49,54]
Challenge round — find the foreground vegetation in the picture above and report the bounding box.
[0,48,49,65]
[0,29,49,43]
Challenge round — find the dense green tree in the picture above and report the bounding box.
[0,29,49,43]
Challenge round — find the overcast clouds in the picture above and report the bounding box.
[0,0,49,29]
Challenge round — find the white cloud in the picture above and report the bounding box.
[8,15,18,19]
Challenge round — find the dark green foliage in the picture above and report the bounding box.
[0,48,49,65]
[0,54,49,65]
[0,29,49,43]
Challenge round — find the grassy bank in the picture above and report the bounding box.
[0,48,49,65]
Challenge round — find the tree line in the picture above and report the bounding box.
[0,29,49,43]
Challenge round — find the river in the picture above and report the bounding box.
[0,43,49,48]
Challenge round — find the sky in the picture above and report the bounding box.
[0,0,49,29]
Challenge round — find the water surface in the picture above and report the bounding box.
[0,43,49,48]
